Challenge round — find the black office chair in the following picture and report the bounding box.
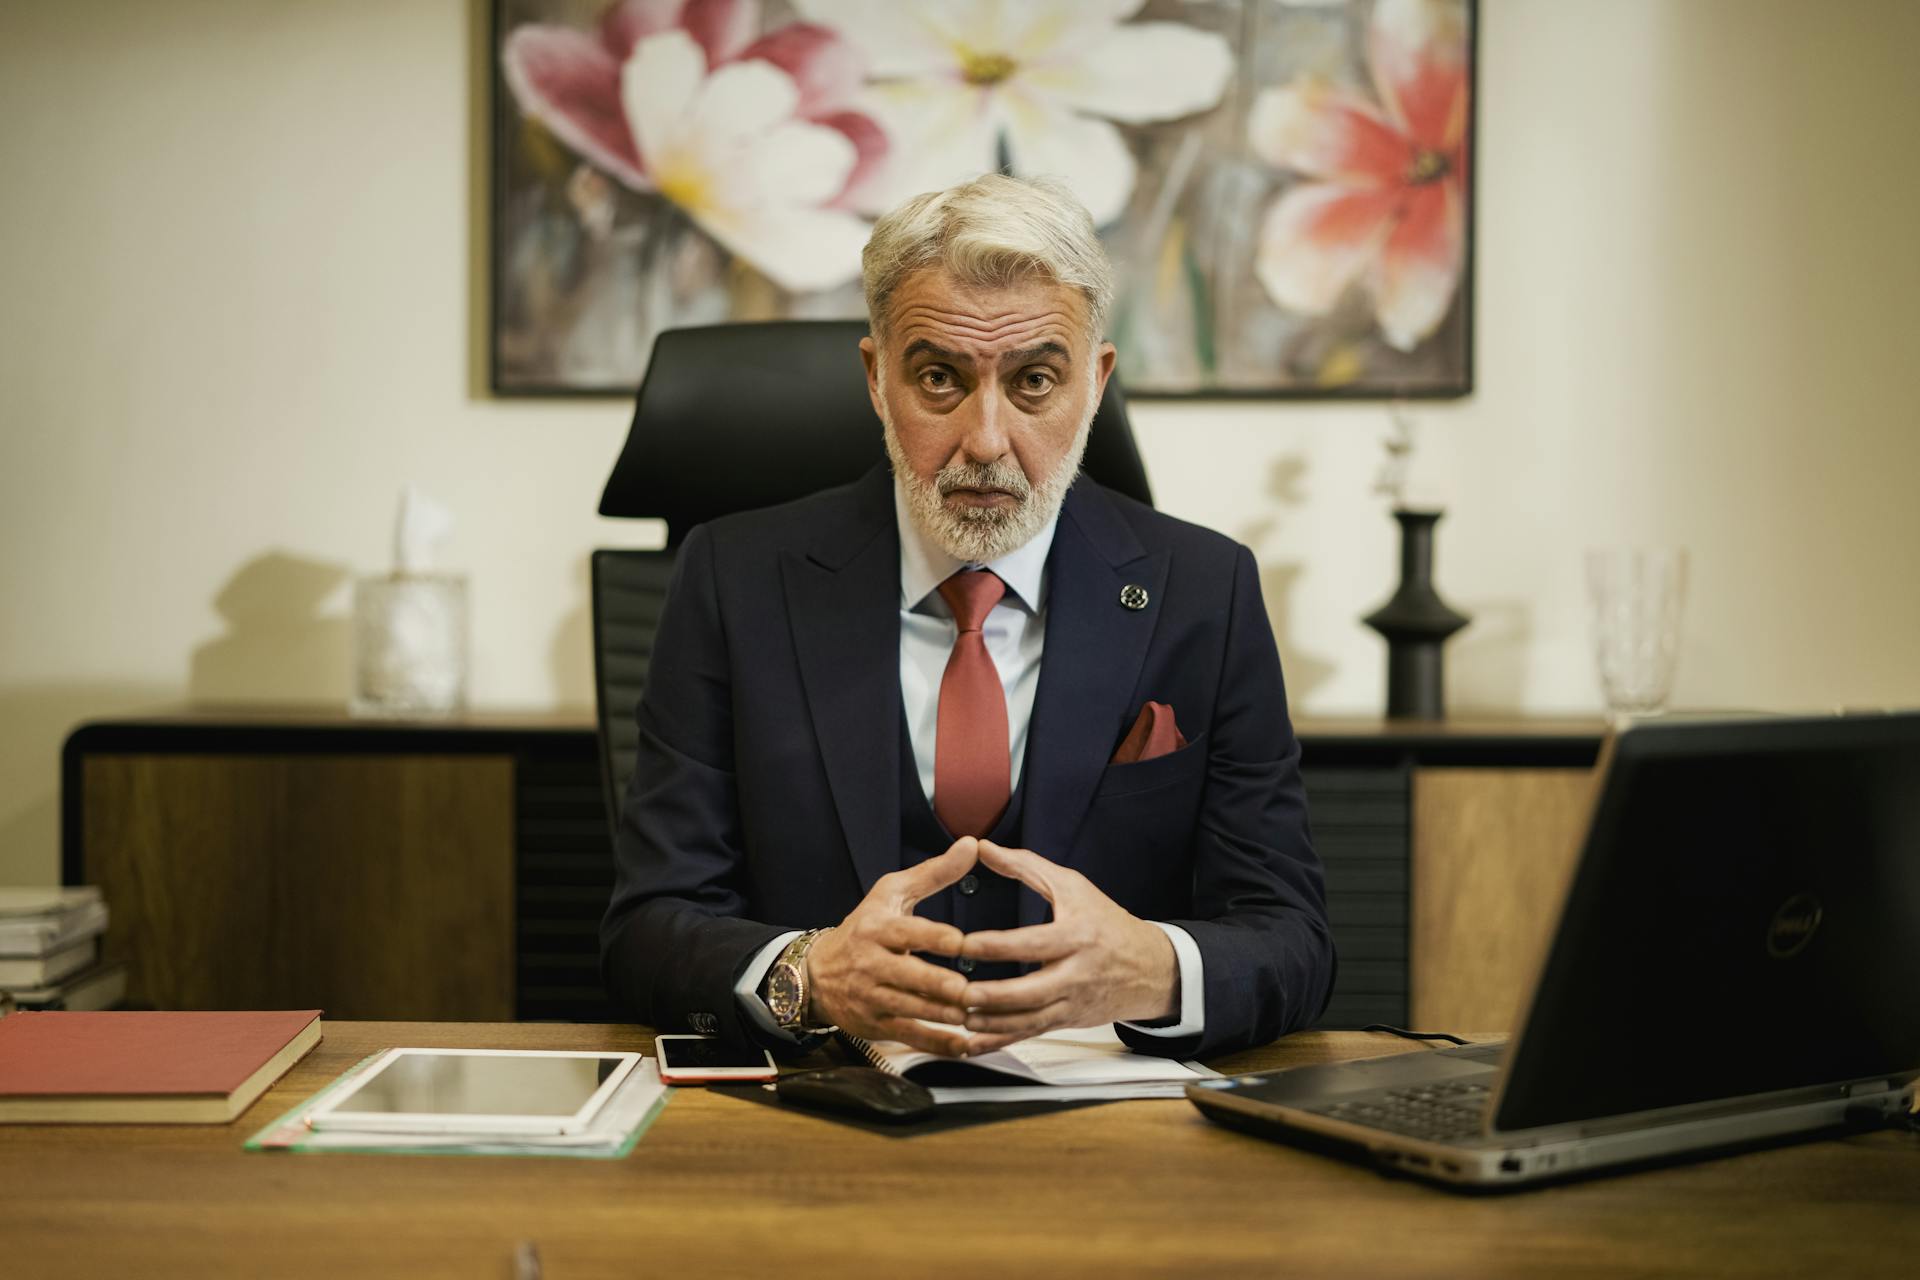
[591,319,1153,835]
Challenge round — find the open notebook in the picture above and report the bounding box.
[841,1024,1214,1103]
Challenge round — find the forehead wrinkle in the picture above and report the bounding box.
[891,304,1081,364]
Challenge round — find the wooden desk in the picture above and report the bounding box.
[3,1022,1915,1279]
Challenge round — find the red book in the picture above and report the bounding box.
[0,1009,323,1123]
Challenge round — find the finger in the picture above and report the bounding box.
[870,1015,973,1058]
[959,1031,1030,1055]
[887,837,981,906]
[869,913,964,957]
[867,985,967,1026]
[959,923,1078,965]
[964,1000,1074,1037]
[962,966,1074,1014]
[872,951,971,1006]
[974,840,1061,903]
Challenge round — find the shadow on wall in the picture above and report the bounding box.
[1238,456,1339,705]
[0,683,175,885]
[189,551,353,704]
[1448,598,1535,712]
[550,552,594,708]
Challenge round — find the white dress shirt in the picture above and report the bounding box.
[734,479,1205,1042]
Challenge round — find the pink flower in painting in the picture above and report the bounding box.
[501,0,887,292]
[1249,0,1470,352]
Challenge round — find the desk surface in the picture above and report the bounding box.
[4,1022,1915,1279]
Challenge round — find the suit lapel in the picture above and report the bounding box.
[781,467,901,894]
[1021,482,1167,924]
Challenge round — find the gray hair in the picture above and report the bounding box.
[861,174,1114,344]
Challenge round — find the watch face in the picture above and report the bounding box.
[766,963,802,1024]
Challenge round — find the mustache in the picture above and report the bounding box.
[935,459,1031,501]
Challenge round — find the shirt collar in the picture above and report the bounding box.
[894,476,1057,615]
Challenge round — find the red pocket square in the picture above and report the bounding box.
[1110,701,1188,765]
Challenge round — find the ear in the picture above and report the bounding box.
[859,335,885,421]
[1092,340,1118,401]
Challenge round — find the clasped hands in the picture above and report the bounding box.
[805,837,1178,1058]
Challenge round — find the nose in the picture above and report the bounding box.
[952,382,1012,467]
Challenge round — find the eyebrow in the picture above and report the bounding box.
[899,339,1073,366]
[900,338,959,365]
[1003,342,1072,367]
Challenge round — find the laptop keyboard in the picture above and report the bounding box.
[1315,1079,1491,1143]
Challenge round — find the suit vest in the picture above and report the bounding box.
[897,713,1025,982]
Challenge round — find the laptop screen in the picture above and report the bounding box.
[1493,713,1920,1132]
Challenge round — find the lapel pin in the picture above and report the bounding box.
[1119,584,1150,611]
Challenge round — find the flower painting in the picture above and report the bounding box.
[491,0,1475,397]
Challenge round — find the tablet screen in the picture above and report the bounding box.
[323,1050,632,1122]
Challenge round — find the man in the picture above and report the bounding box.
[603,175,1334,1061]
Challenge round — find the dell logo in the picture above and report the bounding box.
[1766,893,1823,959]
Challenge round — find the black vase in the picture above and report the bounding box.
[1362,509,1471,720]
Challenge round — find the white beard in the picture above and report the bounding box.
[879,376,1095,564]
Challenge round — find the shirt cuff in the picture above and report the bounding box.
[734,930,802,1042]
[1118,922,1205,1039]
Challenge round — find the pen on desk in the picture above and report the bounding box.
[514,1239,542,1280]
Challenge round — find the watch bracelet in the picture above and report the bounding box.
[774,927,836,1034]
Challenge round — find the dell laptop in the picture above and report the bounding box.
[1188,712,1920,1188]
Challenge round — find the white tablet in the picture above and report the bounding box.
[305,1047,642,1136]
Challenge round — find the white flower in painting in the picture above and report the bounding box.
[617,30,873,292]
[792,0,1233,225]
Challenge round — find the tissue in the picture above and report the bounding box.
[394,483,455,575]
[352,486,469,718]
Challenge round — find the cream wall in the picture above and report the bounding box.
[3,0,1917,885]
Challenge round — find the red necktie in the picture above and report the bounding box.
[934,570,1010,837]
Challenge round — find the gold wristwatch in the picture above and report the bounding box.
[762,928,836,1034]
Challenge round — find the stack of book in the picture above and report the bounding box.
[0,887,124,1013]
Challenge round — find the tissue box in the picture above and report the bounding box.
[351,574,469,718]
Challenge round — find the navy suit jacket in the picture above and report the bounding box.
[602,465,1336,1059]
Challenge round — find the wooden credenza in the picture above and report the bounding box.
[63,709,1603,1031]
[1297,720,1601,1030]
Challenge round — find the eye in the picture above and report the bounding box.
[918,366,957,393]
[1015,368,1057,395]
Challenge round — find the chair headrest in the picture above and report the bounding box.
[598,321,1153,544]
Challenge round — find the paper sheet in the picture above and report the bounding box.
[859,1024,1217,1102]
